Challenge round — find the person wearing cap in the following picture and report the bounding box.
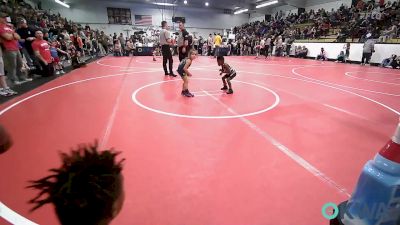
[0,12,28,85]
[361,33,375,66]
[32,30,54,77]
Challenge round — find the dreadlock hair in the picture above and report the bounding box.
[217,56,225,62]
[28,142,124,225]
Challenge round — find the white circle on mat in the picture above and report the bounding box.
[345,71,400,86]
[131,78,280,119]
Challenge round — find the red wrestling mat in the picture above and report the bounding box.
[0,56,399,225]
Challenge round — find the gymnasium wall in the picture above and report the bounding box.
[249,13,266,23]
[305,0,352,11]
[266,5,299,18]
[249,0,353,23]
[292,42,400,63]
[24,0,37,8]
[41,0,248,37]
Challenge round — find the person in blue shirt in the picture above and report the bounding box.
[50,40,68,75]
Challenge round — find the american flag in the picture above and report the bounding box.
[135,15,152,26]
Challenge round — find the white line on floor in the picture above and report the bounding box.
[0,202,38,225]
[323,104,370,121]
[252,80,371,122]
[99,75,127,149]
[201,89,351,197]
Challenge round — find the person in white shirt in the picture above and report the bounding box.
[159,21,176,76]
[113,40,122,56]
[265,36,271,58]
[316,47,327,61]
[274,36,283,57]
[207,34,213,56]
[260,38,267,59]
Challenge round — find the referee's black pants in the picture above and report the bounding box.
[162,45,173,75]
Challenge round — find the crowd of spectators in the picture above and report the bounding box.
[233,0,400,50]
[0,0,115,97]
[110,32,158,62]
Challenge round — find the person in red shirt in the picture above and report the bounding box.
[32,30,54,77]
[0,12,28,85]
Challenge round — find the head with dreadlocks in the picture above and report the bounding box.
[28,143,125,225]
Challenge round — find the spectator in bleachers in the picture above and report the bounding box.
[114,39,122,56]
[379,23,398,42]
[275,35,283,56]
[28,143,125,225]
[99,31,110,53]
[336,27,349,42]
[233,0,399,54]
[265,36,272,56]
[16,19,36,67]
[118,33,125,54]
[0,12,29,85]
[385,1,393,11]
[50,40,68,75]
[366,1,375,12]
[32,30,54,77]
[78,27,87,45]
[59,29,71,42]
[108,35,114,52]
[125,39,135,56]
[74,33,84,57]
[84,33,93,57]
[0,43,17,96]
[113,32,118,44]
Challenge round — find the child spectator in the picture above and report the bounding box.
[68,42,85,68]
[336,51,346,63]
[20,60,33,81]
[50,40,68,75]
[114,40,122,56]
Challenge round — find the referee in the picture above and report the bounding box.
[160,21,176,77]
[177,21,190,62]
